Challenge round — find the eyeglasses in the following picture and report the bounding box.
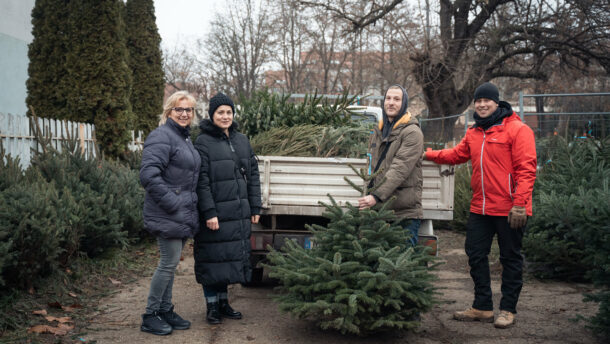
[172,107,194,115]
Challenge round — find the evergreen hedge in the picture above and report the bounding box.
[63,0,133,158]
[26,0,70,120]
[125,0,165,134]
[26,0,166,158]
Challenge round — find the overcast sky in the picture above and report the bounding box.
[153,0,219,49]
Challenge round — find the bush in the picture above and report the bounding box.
[238,90,358,137]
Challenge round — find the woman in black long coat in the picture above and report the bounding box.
[193,92,262,325]
[139,91,200,335]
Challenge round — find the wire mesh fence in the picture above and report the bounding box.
[419,92,610,153]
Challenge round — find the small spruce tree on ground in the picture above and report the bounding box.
[267,166,438,335]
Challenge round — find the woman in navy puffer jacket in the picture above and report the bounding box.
[139,91,200,336]
[193,92,262,325]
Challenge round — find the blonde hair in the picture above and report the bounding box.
[159,91,198,126]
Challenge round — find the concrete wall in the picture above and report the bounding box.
[0,0,35,117]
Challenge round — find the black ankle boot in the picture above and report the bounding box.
[160,305,191,330]
[206,302,222,324]
[219,299,242,319]
[141,311,173,335]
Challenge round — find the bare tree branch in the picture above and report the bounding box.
[298,0,405,31]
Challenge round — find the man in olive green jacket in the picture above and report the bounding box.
[358,84,424,245]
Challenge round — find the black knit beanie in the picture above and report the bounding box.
[208,92,235,118]
[473,82,500,104]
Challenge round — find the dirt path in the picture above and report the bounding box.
[83,230,601,344]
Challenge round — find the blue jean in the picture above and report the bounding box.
[145,237,186,314]
[203,284,228,301]
[402,218,421,246]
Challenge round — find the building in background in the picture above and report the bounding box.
[0,0,35,116]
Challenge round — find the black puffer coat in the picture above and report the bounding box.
[140,118,201,239]
[193,119,261,286]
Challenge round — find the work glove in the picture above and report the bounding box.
[507,206,527,229]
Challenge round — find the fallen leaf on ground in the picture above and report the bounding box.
[32,309,47,316]
[45,316,72,323]
[62,304,83,312]
[28,323,74,336]
[108,277,122,286]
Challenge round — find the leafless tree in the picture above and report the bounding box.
[303,11,342,93]
[204,0,274,99]
[163,45,210,99]
[299,0,610,140]
[268,0,314,93]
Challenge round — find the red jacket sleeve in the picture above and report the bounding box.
[511,125,537,208]
[425,133,471,165]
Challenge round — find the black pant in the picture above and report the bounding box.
[465,212,525,314]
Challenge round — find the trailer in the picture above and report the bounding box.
[248,155,454,282]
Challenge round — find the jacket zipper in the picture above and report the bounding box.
[480,132,486,215]
[508,173,513,202]
[184,135,198,228]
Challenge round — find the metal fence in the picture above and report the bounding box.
[0,112,144,168]
[419,92,610,148]
[518,92,610,140]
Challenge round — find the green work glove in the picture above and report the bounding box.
[508,206,527,229]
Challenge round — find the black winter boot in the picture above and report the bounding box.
[141,312,173,335]
[219,299,242,319]
[206,302,222,324]
[160,306,191,330]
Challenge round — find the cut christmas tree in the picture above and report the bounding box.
[266,165,438,335]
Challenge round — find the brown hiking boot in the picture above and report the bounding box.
[494,310,515,328]
[453,307,494,323]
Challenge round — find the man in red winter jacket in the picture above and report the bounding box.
[424,82,536,329]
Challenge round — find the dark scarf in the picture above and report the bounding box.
[473,101,513,130]
[166,117,191,138]
[382,85,409,139]
[199,118,238,138]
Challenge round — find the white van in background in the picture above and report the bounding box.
[348,106,383,124]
